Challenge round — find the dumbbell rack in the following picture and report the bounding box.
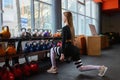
[0,37,62,62]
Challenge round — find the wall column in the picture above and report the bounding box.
[98,3,102,34]
[52,0,62,33]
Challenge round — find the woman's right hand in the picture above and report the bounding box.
[60,53,65,62]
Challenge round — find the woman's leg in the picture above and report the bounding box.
[47,47,61,73]
[79,65,100,71]
[50,47,57,68]
[74,59,108,76]
[71,46,108,76]
[74,60,100,71]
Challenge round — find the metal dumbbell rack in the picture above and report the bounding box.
[0,37,62,67]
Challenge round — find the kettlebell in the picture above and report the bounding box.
[48,30,52,37]
[20,28,31,38]
[22,55,31,76]
[22,64,31,76]
[24,42,30,53]
[39,42,43,51]
[0,44,5,56]
[29,43,34,52]
[43,30,49,37]
[1,70,15,80]
[32,29,38,37]
[26,28,31,38]
[30,61,39,73]
[0,26,11,39]
[12,63,23,79]
[1,60,15,80]
[36,42,40,51]
[6,43,16,55]
[44,40,49,50]
[32,41,37,52]
[38,29,43,37]
[20,28,26,38]
[42,42,46,50]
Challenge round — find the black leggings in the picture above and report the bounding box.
[51,45,83,68]
[52,42,81,61]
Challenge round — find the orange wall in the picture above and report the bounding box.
[102,0,119,10]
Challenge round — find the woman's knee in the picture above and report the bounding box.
[79,66,84,71]
[50,47,54,51]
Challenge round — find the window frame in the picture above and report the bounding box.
[61,0,98,35]
[0,0,3,30]
[34,0,52,30]
[78,0,85,5]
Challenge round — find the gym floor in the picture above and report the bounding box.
[26,44,120,80]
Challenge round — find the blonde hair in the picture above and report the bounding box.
[63,11,75,44]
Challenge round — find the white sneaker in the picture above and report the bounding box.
[47,67,58,74]
[98,65,108,77]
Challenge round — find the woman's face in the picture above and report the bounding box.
[63,15,67,23]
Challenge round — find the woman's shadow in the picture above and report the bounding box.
[75,74,111,80]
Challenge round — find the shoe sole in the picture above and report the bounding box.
[47,71,58,74]
[98,67,108,77]
[47,70,58,74]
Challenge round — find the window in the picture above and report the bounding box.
[72,13,78,35]
[34,1,39,29]
[1,0,98,37]
[34,1,52,30]
[19,0,31,29]
[62,0,67,9]
[39,3,51,29]
[92,1,97,19]
[92,19,97,27]
[62,0,98,35]
[2,0,18,37]
[92,19,98,33]
[85,0,91,17]
[68,0,77,12]
[78,0,84,3]
[78,15,85,34]
[40,0,51,4]
[78,3,85,15]
[85,17,92,35]
[1,0,53,37]
[3,0,13,9]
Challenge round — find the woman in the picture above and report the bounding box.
[47,11,108,77]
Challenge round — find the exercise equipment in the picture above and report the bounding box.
[12,63,22,80]
[0,26,11,39]
[24,42,30,53]
[1,59,15,80]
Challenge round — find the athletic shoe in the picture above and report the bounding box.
[98,65,108,77]
[47,67,58,74]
